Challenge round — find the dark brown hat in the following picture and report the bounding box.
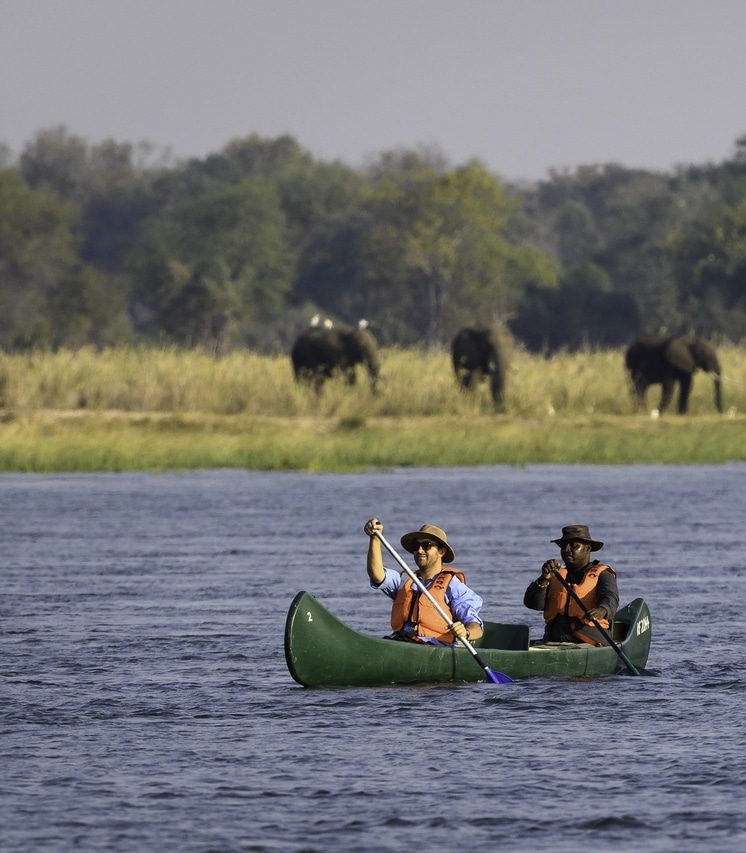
[551,524,604,551]
[400,523,455,563]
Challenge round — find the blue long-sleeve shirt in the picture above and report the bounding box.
[372,567,484,644]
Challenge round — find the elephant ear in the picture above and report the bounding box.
[492,323,513,364]
[691,339,720,373]
[664,337,696,373]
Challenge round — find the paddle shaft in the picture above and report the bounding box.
[549,568,642,676]
[374,531,508,683]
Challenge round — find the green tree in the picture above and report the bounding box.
[48,267,131,348]
[20,126,163,272]
[19,126,90,202]
[671,195,746,339]
[130,177,294,348]
[511,263,640,352]
[298,152,557,346]
[0,169,80,348]
[512,164,708,342]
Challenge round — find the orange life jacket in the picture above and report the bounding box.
[390,569,466,642]
[544,564,616,629]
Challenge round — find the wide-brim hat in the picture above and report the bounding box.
[400,523,455,563]
[551,524,604,551]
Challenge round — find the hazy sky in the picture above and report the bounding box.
[3,0,746,181]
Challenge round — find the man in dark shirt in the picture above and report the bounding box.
[524,524,619,646]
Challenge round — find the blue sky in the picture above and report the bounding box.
[2,0,745,181]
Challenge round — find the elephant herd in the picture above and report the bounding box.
[290,318,723,415]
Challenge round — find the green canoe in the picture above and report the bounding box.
[285,591,653,686]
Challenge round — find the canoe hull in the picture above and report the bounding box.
[284,591,652,687]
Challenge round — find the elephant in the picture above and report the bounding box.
[451,326,508,410]
[291,319,380,392]
[624,334,722,414]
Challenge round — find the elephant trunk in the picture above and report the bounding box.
[365,350,380,389]
[489,371,505,410]
[704,351,723,413]
[712,372,723,413]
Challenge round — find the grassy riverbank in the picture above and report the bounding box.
[0,345,744,471]
[0,410,744,472]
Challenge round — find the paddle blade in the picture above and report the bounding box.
[622,666,659,677]
[485,667,514,684]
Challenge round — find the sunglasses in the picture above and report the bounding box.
[413,540,438,551]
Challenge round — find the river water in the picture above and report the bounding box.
[2,465,745,852]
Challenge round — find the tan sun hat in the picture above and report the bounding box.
[400,523,455,563]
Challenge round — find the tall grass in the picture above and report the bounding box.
[1,344,744,471]
[1,343,744,416]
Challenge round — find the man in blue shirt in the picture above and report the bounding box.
[363,517,484,645]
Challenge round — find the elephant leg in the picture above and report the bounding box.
[677,374,692,414]
[714,377,723,413]
[312,374,325,394]
[630,374,647,411]
[659,379,675,413]
[490,374,505,411]
[455,369,474,390]
[297,367,316,386]
[460,374,472,390]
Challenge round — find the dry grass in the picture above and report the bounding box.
[1,342,744,417]
[1,344,744,471]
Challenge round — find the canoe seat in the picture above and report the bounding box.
[527,620,630,648]
[479,622,530,651]
[611,619,629,642]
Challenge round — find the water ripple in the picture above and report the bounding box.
[2,467,746,852]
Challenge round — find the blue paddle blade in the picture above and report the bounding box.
[485,667,513,684]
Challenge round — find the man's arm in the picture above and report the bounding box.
[594,569,619,619]
[447,579,484,641]
[523,581,549,611]
[524,559,556,610]
[363,517,385,585]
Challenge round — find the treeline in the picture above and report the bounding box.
[2,126,746,353]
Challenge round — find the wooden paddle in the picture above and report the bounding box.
[374,531,513,684]
[549,568,655,676]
